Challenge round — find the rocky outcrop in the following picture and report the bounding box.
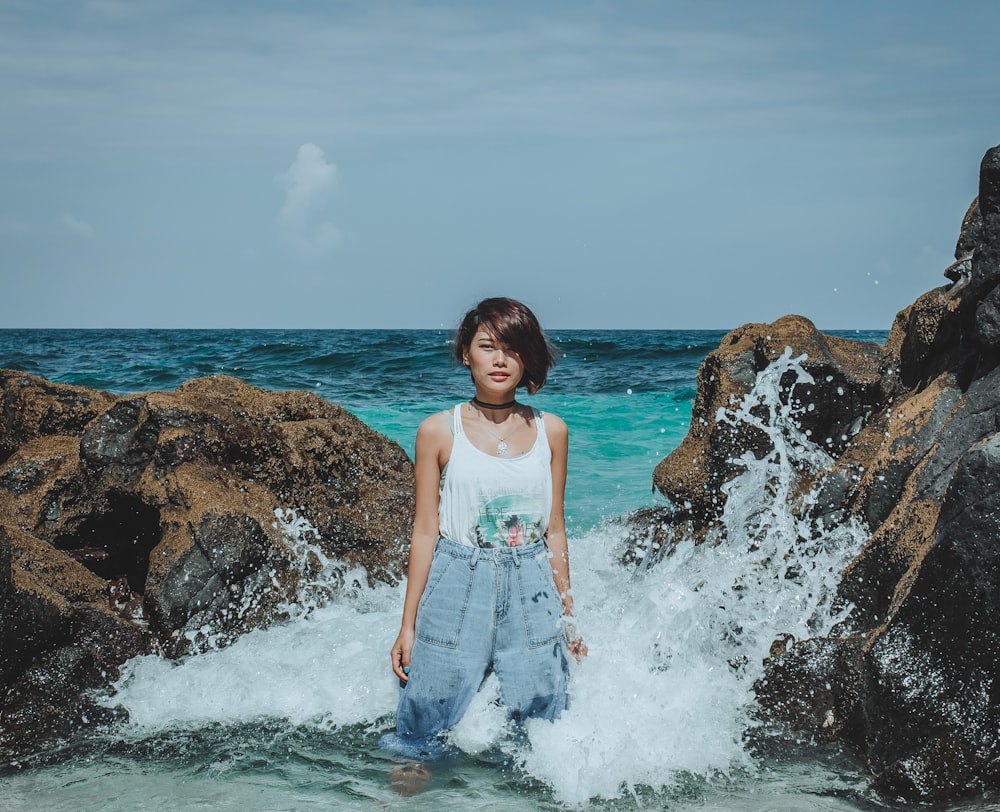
[643,144,1000,802]
[0,374,413,758]
[642,315,899,550]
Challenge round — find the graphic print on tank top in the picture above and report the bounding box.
[439,404,552,548]
[472,492,546,548]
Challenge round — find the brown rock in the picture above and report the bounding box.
[0,372,414,758]
[0,374,116,465]
[649,315,897,550]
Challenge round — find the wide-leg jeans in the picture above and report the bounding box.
[380,537,569,760]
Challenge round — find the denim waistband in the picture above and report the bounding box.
[434,536,548,566]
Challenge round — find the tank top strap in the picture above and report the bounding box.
[451,404,465,436]
[531,407,546,438]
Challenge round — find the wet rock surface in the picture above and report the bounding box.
[0,374,413,759]
[646,314,898,548]
[641,144,1000,803]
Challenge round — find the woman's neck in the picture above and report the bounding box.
[471,395,516,410]
[468,397,519,424]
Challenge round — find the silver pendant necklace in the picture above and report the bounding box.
[481,420,517,456]
[471,403,519,455]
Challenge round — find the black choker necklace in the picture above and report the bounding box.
[471,397,516,410]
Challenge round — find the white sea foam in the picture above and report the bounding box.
[105,351,871,805]
[106,509,404,729]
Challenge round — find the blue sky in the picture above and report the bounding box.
[2,1,998,330]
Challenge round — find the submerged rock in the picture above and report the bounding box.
[0,374,413,758]
[641,143,1000,803]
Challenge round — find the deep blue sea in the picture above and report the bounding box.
[15,328,994,812]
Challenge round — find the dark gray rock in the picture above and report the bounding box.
[973,147,1000,349]
[144,539,217,632]
[0,646,128,755]
[844,427,1000,800]
[974,288,1000,350]
[955,199,982,260]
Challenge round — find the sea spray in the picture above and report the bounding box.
[272,507,360,612]
[103,350,873,805]
[712,347,861,642]
[166,509,363,655]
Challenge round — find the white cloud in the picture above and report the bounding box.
[277,143,340,259]
[61,213,96,239]
[279,143,335,224]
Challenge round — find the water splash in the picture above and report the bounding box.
[711,347,862,642]
[271,507,364,612]
[173,509,363,653]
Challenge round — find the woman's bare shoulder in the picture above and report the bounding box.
[416,410,453,445]
[540,410,568,437]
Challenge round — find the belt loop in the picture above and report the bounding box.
[469,548,480,569]
[512,546,521,567]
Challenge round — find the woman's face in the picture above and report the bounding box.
[463,328,524,398]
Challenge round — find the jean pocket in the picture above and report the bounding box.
[415,556,473,648]
[518,556,563,649]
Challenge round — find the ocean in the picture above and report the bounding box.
[6,326,983,811]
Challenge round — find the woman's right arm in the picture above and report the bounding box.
[390,413,449,682]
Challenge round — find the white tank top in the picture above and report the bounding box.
[438,404,552,548]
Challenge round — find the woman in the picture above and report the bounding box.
[380,297,586,762]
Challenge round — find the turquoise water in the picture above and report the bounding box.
[7,327,961,812]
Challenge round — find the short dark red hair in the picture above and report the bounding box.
[454,297,557,394]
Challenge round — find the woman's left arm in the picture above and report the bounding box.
[545,413,587,660]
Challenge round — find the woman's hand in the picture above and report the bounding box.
[391,627,414,681]
[563,618,588,662]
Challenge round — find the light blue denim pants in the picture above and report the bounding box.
[380,537,569,760]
